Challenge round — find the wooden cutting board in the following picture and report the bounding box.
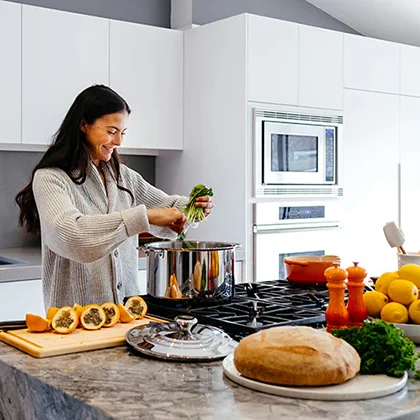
[0,315,164,358]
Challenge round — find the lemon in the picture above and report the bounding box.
[398,264,420,289]
[375,271,399,295]
[381,302,409,324]
[409,300,420,324]
[363,291,389,317]
[388,279,418,305]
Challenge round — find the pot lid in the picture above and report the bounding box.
[125,315,237,361]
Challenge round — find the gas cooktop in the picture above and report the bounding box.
[142,279,362,341]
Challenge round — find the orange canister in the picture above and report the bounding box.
[324,264,348,332]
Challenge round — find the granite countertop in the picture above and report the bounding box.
[1,342,420,420]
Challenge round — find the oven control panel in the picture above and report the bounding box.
[254,200,343,230]
[279,206,325,220]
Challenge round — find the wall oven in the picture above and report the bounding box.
[254,107,343,198]
[253,200,343,282]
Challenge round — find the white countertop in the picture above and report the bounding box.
[0,247,42,283]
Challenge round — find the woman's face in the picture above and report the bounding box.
[81,111,129,165]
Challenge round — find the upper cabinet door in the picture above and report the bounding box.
[298,25,343,110]
[344,34,399,94]
[400,44,420,97]
[0,1,21,144]
[247,15,298,106]
[400,96,420,249]
[110,21,183,150]
[22,6,109,145]
[342,89,399,274]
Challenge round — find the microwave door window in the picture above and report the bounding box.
[271,134,318,173]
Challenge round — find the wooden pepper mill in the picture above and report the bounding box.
[346,262,368,328]
[325,263,349,333]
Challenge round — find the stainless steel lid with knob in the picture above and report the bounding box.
[125,315,238,361]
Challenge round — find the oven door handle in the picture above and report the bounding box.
[253,223,341,234]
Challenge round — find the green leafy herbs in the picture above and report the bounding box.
[177,184,213,242]
[183,184,213,224]
[331,319,418,378]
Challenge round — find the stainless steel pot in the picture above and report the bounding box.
[145,241,240,303]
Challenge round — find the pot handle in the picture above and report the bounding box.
[143,249,164,258]
[284,260,309,267]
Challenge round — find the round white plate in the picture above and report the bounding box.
[222,353,408,401]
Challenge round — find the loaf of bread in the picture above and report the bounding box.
[234,326,360,386]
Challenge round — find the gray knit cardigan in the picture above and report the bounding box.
[33,162,188,309]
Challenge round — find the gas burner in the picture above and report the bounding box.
[247,301,264,328]
[234,280,331,312]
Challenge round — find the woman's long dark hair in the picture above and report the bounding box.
[16,84,133,234]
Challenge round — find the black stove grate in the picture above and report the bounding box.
[141,279,375,341]
[142,279,338,340]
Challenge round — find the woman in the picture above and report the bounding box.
[15,85,213,309]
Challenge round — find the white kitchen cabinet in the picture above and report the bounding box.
[344,34,399,94]
[22,6,109,145]
[0,279,44,321]
[400,96,420,250]
[400,45,420,97]
[0,1,21,144]
[342,89,399,275]
[298,25,343,110]
[110,20,183,150]
[247,14,298,106]
[137,269,147,295]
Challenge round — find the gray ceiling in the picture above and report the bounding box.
[306,0,420,47]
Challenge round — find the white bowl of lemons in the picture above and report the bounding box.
[393,323,420,343]
[364,264,420,343]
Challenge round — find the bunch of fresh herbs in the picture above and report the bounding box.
[183,184,213,224]
[331,319,418,378]
[178,184,213,241]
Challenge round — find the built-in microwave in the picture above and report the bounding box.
[254,107,343,198]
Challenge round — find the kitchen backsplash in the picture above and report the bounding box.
[0,151,155,248]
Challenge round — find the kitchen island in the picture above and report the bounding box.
[1,343,420,420]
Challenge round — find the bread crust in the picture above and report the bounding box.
[233,326,360,386]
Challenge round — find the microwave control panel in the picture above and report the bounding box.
[325,128,336,183]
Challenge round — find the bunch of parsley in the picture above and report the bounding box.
[331,319,418,378]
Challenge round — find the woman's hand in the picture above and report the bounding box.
[194,195,214,217]
[147,208,187,234]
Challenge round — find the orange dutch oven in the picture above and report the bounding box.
[283,255,341,285]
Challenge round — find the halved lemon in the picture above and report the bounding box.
[101,302,120,327]
[80,304,106,330]
[117,303,136,323]
[51,307,78,334]
[124,296,148,319]
[26,313,50,332]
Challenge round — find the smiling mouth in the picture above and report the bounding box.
[103,146,114,152]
